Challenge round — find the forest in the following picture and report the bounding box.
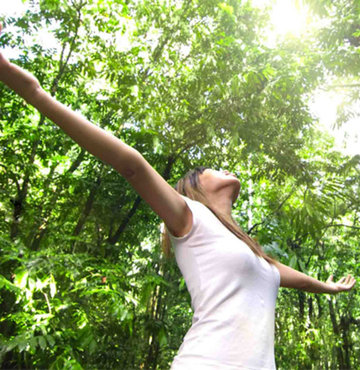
[0,0,359,368]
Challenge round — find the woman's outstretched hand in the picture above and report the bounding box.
[0,23,41,102]
[325,274,356,294]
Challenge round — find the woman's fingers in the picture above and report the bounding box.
[326,275,334,284]
[337,275,356,291]
[342,274,353,286]
[327,274,356,293]
[342,277,355,290]
[348,276,356,288]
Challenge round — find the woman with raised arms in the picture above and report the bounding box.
[0,24,355,369]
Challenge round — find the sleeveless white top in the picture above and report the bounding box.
[169,196,280,370]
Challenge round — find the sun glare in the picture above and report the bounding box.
[270,0,309,37]
[252,0,312,46]
[311,89,360,156]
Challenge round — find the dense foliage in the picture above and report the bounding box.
[0,0,359,368]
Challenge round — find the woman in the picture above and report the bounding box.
[0,25,356,369]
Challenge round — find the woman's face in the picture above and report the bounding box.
[199,169,240,202]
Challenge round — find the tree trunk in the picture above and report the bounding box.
[298,290,305,321]
[315,291,323,319]
[308,296,313,321]
[10,116,45,240]
[72,174,102,251]
[328,298,346,369]
[29,149,86,250]
[107,155,175,245]
[340,315,351,369]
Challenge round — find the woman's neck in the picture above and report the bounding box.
[206,191,233,218]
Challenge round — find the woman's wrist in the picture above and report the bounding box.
[0,59,42,104]
[309,281,336,294]
[324,284,337,294]
[301,275,338,294]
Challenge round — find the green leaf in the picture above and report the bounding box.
[49,274,57,298]
[46,335,56,348]
[29,336,38,351]
[158,327,167,347]
[0,275,20,292]
[289,255,298,269]
[14,270,28,289]
[38,336,47,350]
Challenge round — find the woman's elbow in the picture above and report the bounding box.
[114,147,145,180]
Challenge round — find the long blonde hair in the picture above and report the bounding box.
[162,166,277,265]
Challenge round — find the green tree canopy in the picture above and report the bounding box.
[0,0,359,368]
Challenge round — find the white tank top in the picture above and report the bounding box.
[169,196,280,369]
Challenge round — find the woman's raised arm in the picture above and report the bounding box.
[274,261,356,294]
[0,37,192,238]
[0,51,140,177]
